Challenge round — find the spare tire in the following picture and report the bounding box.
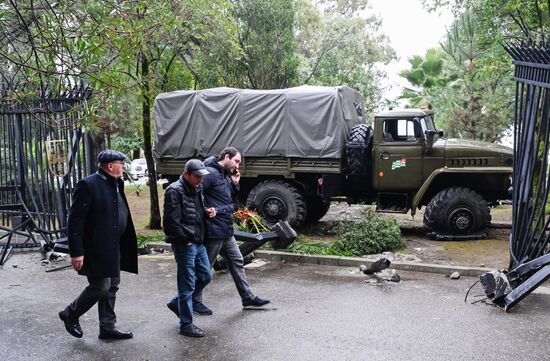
[246,180,307,228]
[424,187,491,236]
[346,123,373,176]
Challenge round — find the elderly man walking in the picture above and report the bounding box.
[59,150,138,340]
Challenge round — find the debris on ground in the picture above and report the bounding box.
[359,253,401,283]
[450,271,460,279]
[360,252,394,275]
[244,259,269,269]
[390,272,401,282]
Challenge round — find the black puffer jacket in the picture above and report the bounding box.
[163,176,206,244]
[202,156,239,240]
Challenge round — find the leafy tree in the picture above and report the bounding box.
[232,0,300,89]
[295,0,395,114]
[399,9,514,141]
[439,11,513,141]
[423,0,550,40]
[399,48,456,110]
[0,0,237,229]
[92,0,235,228]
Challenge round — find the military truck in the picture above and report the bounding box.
[153,86,513,238]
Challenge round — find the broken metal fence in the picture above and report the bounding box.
[0,84,95,264]
[480,41,550,310]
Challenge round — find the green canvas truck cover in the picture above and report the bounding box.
[153,85,365,160]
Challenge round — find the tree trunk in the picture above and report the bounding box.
[141,52,162,229]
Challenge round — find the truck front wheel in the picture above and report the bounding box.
[423,187,491,236]
[246,180,307,228]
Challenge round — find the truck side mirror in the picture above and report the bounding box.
[424,130,436,155]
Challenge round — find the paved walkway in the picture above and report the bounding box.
[2,252,550,361]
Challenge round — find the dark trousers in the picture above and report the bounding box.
[65,276,120,330]
[192,236,255,304]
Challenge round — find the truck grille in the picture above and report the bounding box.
[448,158,489,166]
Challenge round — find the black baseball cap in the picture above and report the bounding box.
[185,159,209,176]
[97,150,127,164]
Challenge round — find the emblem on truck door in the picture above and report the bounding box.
[391,158,407,170]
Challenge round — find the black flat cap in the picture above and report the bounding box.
[97,150,127,164]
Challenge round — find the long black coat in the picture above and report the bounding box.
[67,169,138,277]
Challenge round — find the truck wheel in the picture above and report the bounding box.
[346,123,372,175]
[246,180,307,228]
[423,187,491,236]
[305,196,331,223]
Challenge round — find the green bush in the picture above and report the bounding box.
[331,210,402,256]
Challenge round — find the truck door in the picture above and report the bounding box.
[373,118,423,191]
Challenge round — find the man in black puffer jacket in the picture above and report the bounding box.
[192,147,270,313]
[163,159,216,338]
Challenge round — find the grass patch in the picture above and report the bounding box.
[136,231,165,247]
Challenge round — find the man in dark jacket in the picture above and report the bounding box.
[163,159,216,338]
[58,150,138,340]
[192,147,270,314]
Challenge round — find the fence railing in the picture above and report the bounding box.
[0,83,94,263]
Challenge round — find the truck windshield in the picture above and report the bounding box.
[420,116,437,133]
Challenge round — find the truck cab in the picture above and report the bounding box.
[369,108,512,237]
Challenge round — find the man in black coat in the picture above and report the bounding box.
[58,150,138,340]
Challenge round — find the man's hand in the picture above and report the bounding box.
[206,207,216,218]
[71,256,84,272]
[230,169,240,185]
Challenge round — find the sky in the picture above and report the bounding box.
[368,0,455,102]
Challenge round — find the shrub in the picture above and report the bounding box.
[331,210,402,256]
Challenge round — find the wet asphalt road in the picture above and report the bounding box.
[2,252,550,361]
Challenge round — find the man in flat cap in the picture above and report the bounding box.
[163,159,216,337]
[59,149,138,340]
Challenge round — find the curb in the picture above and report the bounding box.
[147,242,491,278]
[253,250,490,277]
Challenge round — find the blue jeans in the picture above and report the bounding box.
[168,242,211,329]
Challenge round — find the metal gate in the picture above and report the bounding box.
[480,41,550,310]
[0,84,95,263]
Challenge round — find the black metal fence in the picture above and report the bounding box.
[0,84,95,261]
[479,41,550,310]
[506,42,550,265]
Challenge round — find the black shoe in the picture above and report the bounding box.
[58,310,83,338]
[193,302,213,316]
[98,327,133,340]
[242,296,270,309]
[167,302,179,318]
[179,324,205,338]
